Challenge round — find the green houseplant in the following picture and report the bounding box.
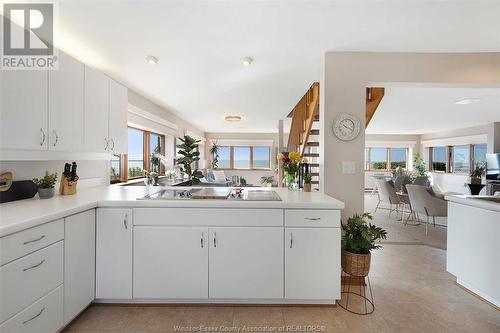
[341,213,387,276]
[303,173,312,192]
[470,163,485,185]
[176,135,204,184]
[33,171,58,199]
[260,176,274,187]
[210,142,220,169]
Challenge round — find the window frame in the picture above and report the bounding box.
[111,126,166,183]
[213,146,272,171]
[364,147,408,171]
[427,143,487,175]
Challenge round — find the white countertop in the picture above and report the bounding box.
[0,186,344,237]
[445,194,500,213]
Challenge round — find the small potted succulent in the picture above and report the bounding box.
[33,171,58,199]
[303,173,312,192]
[260,176,274,187]
[341,213,387,277]
[470,163,485,185]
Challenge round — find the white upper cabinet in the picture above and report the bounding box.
[48,52,84,151]
[84,66,109,153]
[108,79,128,154]
[0,69,48,150]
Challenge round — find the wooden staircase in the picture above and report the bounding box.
[286,82,321,189]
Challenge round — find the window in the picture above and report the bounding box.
[109,127,166,183]
[128,128,145,178]
[473,143,487,167]
[253,147,271,169]
[370,148,387,170]
[218,146,231,168]
[149,132,163,174]
[431,147,447,172]
[214,145,272,170]
[110,154,122,183]
[390,148,407,169]
[452,145,470,173]
[233,147,251,169]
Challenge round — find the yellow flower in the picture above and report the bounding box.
[289,151,296,160]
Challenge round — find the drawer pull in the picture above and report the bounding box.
[22,307,45,324]
[23,259,45,271]
[290,232,294,248]
[305,217,321,221]
[124,214,128,229]
[201,232,204,248]
[23,235,46,245]
[213,232,217,248]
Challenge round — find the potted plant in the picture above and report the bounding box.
[470,163,485,185]
[210,141,220,169]
[33,171,58,199]
[303,173,312,192]
[341,213,387,276]
[260,176,274,187]
[176,135,204,184]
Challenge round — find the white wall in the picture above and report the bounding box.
[322,52,500,219]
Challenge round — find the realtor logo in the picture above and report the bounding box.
[2,2,58,70]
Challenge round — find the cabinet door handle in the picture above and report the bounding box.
[305,217,321,221]
[104,138,109,151]
[290,232,293,248]
[123,214,128,229]
[23,235,45,245]
[201,232,204,248]
[110,138,115,151]
[213,232,217,248]
[22,307,45,325]
[52,130,59,147]
[39,128,46,146]
[23,259,45,271]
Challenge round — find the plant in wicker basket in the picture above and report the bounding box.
[341,213,387,276]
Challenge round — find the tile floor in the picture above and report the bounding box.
[63,244,499,333]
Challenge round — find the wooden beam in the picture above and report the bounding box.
[365,87,385,128]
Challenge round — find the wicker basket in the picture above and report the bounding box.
[342,250,371,277]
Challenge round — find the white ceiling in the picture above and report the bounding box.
[366,86,500,135]
[47,1,500,133]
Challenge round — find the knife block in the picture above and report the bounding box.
[59,175,79,195]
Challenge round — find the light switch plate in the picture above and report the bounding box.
[342,161,356,174]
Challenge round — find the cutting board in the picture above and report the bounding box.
[191,188,231,199]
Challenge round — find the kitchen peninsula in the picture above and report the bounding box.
[446,194,500,308]
[0,186,344,333]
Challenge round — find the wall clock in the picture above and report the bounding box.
[333,113,361,141]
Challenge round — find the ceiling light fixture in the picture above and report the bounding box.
[225,115,242,122]
[454,98,481,105]
[241,57,254,66]
[145,55,159,65]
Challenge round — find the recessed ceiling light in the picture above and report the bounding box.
[241,57,254,66]
[225,115,242,122]
[145,55,159,65]
[454,98,481,105]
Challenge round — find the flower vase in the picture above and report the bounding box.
[285,172,298,191]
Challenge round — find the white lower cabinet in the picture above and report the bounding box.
[209,227,283,299]
[0,241,63,323]
[285,228,341,300]
[134,227,208,299]
[96,208,133,299]
[0,285,63,333]
[64,210,95,324]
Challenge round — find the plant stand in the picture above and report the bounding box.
[338,270,375,315]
